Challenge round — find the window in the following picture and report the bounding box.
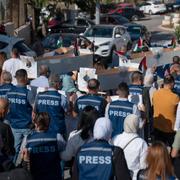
[0,41,8,49]
[13,42,32,53]
[84,27,113,38]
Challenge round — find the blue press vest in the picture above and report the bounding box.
[129,84,143,95]
[7,86,32,129]
[35,90,65,134]
[108,100,134,137]
[76,94,106,116]
[0,83,14,98]
[77,140,114,180]
[174,75,180,96]
[26,131,61,180]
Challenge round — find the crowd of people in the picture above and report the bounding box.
[0,48,179,180]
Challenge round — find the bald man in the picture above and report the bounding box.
[30,64,50,88]
[0,98,15,157]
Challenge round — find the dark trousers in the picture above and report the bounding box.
[153,128,175,147]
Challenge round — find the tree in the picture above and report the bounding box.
[62,0,97,17]
[27,0,49,26]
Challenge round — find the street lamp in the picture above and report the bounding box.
[95,0,100,25]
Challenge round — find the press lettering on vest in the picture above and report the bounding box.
[109,110,130,117]
[9,98,26,104]
[38,99,59,106]
[79,156,111,164]
[31,146,56,153]
[78,104,99,110]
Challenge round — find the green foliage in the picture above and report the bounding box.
[175,25,180,41]
[27,0,49,8]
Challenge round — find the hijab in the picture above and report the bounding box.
[93,117,112,141]
[124,114,139,133]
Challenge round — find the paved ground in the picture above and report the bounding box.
[138,14,174,45]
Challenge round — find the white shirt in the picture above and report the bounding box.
[30,75,49,88]
[112,132,148,180]
[174,102,180,131]
[2,58,22,85]
[60,130,92,161]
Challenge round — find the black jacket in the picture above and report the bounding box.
[0,121,15,156]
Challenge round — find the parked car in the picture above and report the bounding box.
[100,3,116,13]
[166,0,180,11]
[109,7,145,21]
[48,17,94,34]
[116,3,134,8]
[124,23,151,44]
[100,14,130,25]
[138,1,167,14]
[0,35,36,57]
[81,24,131,64]
[42,33,77,51]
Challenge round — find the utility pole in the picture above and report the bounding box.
[95,0,100,25]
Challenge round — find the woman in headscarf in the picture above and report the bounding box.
[112,114,148,180]
[73,117,131,180]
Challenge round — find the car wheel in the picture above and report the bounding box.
[149,10,153,15]
[131,15,139,21]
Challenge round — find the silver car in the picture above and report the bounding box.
[82,25,131,61]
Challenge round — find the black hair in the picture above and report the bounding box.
[87,79,100,91]
[163,75,174,85]
[33,112,50,131]
[11,48,19,57]
[131,71,143,83]
[117,82,129,97]
[77,106,99,140]
[15,69,27,79]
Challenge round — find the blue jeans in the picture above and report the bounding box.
[11,128,31,163]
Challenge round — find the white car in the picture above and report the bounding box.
[79,25,131,63]
[139,1,166,14]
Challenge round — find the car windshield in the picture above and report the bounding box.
[127,26,141,35]
[13,41,32,53]
[153,1,162,5]
[62,35,76,47]
[43,34,75,48]
[84,27,113,38]
[42,34,61,49]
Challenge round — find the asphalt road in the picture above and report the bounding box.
[138,14,174,45]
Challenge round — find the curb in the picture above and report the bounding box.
[158,25,175,32]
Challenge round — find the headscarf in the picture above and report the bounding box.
[124,114,139,133]
[93,117,112,141]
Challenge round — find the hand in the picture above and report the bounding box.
[106,96,112,103]
[21,148,30,162]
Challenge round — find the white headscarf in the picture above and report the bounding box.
[124,114,139,133]
[93,117,112,141]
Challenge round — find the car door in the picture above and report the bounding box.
[144,3,151,13]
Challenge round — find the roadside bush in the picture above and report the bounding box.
[175,25,180,43]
